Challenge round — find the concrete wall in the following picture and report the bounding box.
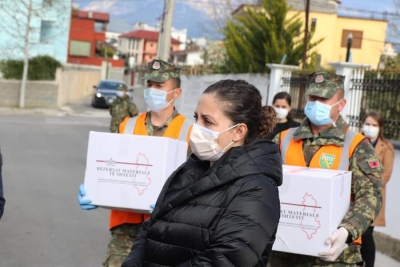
[175,74,269,120]
[0,68,102,108]
[0,80,58,108]
[107,67,125,81]
[375,146,400,260]
[57,68,101,107]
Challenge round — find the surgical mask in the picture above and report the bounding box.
[304,100,341,126]
[363,125,379,139]
[190,123,238,162]
[144,88,175,112]
[274,107,289,120]
[116,91,125,97]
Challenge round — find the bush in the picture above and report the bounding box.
[0,55,62,80]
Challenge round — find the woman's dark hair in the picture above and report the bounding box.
[272,91,293,120]
[203,79,277,144]
[362,111,385,140]
[272,91,292,106]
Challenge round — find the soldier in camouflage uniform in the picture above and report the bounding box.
[97,60,192,267]
[109,84,138,133]
[269,72,383,267]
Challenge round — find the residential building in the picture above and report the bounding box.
[132,22,187,50]
[106,20,132,49]
[172,46,205,66]
[383,43,397,58]
[119,30,180,66]
[0,0,71,63]
[67,10,124,67]
[233,0,388,68]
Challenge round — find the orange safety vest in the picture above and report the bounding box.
[279,127,365,244]
[109,112,193,230]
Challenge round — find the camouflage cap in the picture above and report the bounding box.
[142,59,181,82]
[306,72,345,99]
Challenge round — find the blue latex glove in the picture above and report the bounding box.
[149,204,155,214]
[78,184,98,210]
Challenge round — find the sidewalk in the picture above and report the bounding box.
[376,251,400,267]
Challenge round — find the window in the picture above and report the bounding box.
[341,30,363,49]
[98,81,126,90]
[40,20,53,42]
[311,18,317,32]
[94,22,106,32]
[69,40,91,57]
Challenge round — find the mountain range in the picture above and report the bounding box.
[74,0,396,42]
[73,0,248,38]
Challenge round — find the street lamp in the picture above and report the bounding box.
[346,33,353,62]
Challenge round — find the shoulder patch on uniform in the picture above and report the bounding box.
[368,159,380,169]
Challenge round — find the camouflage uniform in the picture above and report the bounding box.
[103,60,184,267]
[109,95,138,133]
[102,224,141,267]
[269,72,383,267]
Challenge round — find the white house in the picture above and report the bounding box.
[171,46,205,66]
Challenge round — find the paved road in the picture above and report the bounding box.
[0,115,111,267]
[0,96,399,266]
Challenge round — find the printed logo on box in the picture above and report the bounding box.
[96,152,153,195]
[281,193,322,240]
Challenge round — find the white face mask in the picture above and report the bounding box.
[362,125,379,139]
[189,123,238,162]
[274,107,289,119]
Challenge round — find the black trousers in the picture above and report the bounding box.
[357,226,375,267]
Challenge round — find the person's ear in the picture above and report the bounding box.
[232,123,248,142]
[338,99,346,112]
[173,87,182,99]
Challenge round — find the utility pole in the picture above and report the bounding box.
[157,0,175,61]
[301,0,310,71]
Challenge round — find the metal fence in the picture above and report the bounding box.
[348,71,400,141]
[281,72,309,123]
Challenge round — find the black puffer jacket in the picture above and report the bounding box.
[122,138,282,267]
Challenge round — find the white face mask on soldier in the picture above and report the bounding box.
[189,123,238,162]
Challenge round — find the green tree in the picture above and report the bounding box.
[223,0,322,73]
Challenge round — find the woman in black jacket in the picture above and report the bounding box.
[122,79,282,267]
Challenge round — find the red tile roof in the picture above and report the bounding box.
[120,30,181,44]
[72,11,109,22]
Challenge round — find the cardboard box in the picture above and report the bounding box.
[83,131,187,213]
[272,165,352,257]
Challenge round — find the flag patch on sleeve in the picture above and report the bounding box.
[368,159,380,169]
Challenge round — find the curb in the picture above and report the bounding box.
[0,105,75,117]
[375,231,400,262]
